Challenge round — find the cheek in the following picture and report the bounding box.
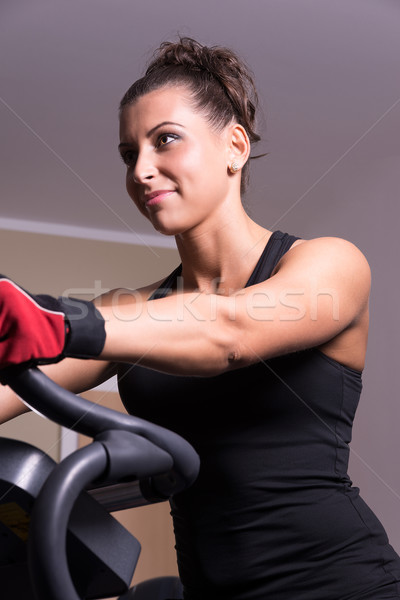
[164,146,197,182]
[170,144,224,190]
[187,152,228,199]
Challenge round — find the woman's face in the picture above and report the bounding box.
[119,86,234,236]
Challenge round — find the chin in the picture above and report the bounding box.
[152,222,182,237]
[151,216,189,237]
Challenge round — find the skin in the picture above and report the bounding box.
[0,84,371,422]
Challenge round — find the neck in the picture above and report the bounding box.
[175,207,272,294]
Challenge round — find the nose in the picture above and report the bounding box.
[132,150,157,184]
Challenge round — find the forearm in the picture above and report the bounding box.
[96,268,351,376]
[98,291,241,376]
[0,386,30,424]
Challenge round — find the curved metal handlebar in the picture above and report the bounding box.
[4,366,200,497]
[1,365,200,600]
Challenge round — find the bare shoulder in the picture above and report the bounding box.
[276,235,371,290]
[269,236,371,331]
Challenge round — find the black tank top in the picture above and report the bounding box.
[118,231,400,600]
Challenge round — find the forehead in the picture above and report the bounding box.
[119,86,199,136]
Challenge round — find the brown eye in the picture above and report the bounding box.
[156,133,178,148]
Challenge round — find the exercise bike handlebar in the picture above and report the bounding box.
[1,365,200,600]
[3,365,200,498]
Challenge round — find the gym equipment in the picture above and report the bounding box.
[0,366,200,599]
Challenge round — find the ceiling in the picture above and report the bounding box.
[1,0,399,247]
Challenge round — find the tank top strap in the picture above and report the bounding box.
[150,230,301,300]
[245,230,302,287]
[149,264,182,300]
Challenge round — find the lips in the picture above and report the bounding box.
[144,190,174,207]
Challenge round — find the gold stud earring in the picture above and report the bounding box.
[229,161,240,174]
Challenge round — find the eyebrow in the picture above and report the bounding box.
[118,121,184,149]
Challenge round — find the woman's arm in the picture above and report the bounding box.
[0,237,371,384]
[97,237,371,376]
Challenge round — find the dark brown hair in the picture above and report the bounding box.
[119,37,261,192]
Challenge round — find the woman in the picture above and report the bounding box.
[1,37,400,599]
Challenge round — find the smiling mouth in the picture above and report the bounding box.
[144,190,175,207]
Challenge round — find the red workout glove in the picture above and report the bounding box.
[0,275,106,369]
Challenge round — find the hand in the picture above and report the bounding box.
[0,275,106,370]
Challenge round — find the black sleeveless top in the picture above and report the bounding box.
[118,231,400,600]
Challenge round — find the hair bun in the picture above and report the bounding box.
[147,37,216,74]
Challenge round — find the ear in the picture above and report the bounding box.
[227,123,250,172]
